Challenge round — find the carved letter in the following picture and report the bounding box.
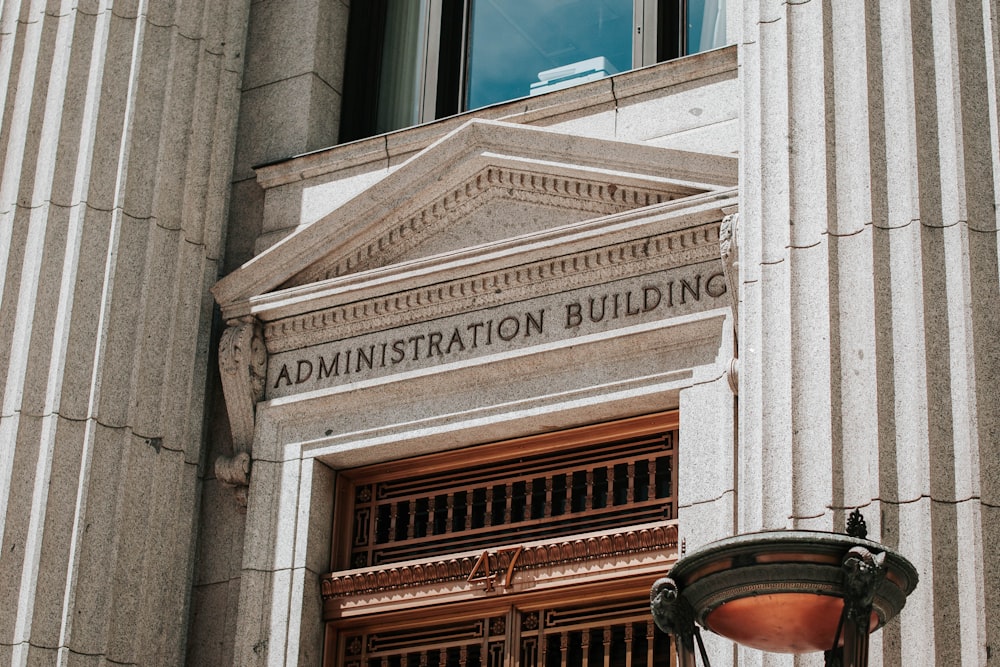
[295,359,313,384]
[318,354,340,380]
[642,286,661,312]
[355,345,375,372]
[589,296,607,322]
[525,310,544,336]
[565,302,582,328]
[497,316,520,341]
[447,328,466,354]
[390,339,406,363]
[273,364,292,388]
[705,271,727,298]
[625,291,641,316]
[679,276,701,304]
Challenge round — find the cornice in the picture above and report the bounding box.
[263,219,721,354]
[285,165,700,289]
[320,523,678,601]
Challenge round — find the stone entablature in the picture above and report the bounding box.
[263,208,725,355]
[246,189,735,400]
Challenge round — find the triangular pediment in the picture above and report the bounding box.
[213,120,736,314]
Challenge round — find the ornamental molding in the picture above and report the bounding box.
[214,318,267,507]
[286,165,699,289]
[212,119,737,314]
[265,221,721,354]
[320,523,677,601]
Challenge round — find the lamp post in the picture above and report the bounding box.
[650,511,918,667]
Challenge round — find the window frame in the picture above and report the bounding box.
[338,0,687,143]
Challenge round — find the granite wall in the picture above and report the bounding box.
[739,2,1000,665]
[0,1,247,664]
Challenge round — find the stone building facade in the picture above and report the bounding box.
[0,2,996,666]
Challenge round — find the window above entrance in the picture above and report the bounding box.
[339,0,728,142]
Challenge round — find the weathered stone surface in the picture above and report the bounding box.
[0,1,247,664]
[3,0,997,664]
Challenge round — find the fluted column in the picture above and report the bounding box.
[0,1,247,664]
[740,1,999,665]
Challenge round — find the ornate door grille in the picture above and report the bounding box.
[337,596,674,667]
[338,426,676,569]
[325,413,680,667]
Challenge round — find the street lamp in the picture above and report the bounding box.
[650,511,918,667]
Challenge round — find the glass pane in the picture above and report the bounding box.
[686,0,726,55]
[465,0,633,111]
[377,0,429,134]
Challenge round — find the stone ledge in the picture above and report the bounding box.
[253,46,738,191]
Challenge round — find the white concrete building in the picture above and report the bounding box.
[0,2,996,666]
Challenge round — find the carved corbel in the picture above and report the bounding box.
[720,211,740,396]
[719,211,740,335]
[215,318,267,507]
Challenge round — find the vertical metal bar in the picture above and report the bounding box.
[544,477,553,518]
[672,448,679,507]
[628,461,637,503]
[646,621,656,667]
[407,499,416,539]
[585,470,594,511]
[503,483,512,524]
[676,641,695,667]
[389,503,399,543]
[842,615,871,667]
[447,493,455,534]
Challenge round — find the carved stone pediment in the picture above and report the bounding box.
[213,120,737,318]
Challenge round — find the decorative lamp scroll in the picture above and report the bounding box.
[651,511,917,667]
[215,318,267,507]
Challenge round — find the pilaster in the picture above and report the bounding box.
[739,1,1000,664]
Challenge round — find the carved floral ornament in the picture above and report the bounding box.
[215,318,267,507]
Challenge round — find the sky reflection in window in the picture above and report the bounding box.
[465,0,632,111]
